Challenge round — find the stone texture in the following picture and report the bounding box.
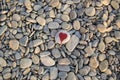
[20,58,32,68]
[116,19,120,28]
[98,40,105,52]
[12,14,21,21]
[89,57,99,69]
[85,46,94,57]
[61,14,70,22]
[50,67,58,80]
[73,20,81,30]
[111,1,119,10]
[67,72,76,80]
[49,0,59,7]
[101,0,110,5]
[48,22,59,29]
[3,73,11,80]
[85,7,95,16]
[0,57,7,67]
[0,25,7,36]
[32,55,39,64]
[19,36,28,46]
[99,60,108,72]
[9,39,19,50]
[36,16,46,26]
[29,39,43,48]
[58,58,71,65]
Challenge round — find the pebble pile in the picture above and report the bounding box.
[0,0,120,80]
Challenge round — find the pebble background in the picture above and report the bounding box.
[0,0,120,80]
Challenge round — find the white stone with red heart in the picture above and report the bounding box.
[55,30,70,44]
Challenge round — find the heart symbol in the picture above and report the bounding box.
[59,32,67,43]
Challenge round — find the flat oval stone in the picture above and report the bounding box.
[0,57,7,67]
[99,60,108,72]
[85,7,95,16]
[67,72,76,80]
[48,22,59,29]
[0,25,7,36]
[36,16,46,26]
[9,39,19,50]
[20,58,32,68]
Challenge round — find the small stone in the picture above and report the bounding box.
[30,76,37,80]
[67,72,76,80]
[12,14,21,21]
[40,51,50,57]
[49,10,55,18]
[73,20,81,30]
[34,47,40,54]
[101,0,110,5]
[84,76,91,80]
[105,37,113,43]
[116,19,120,28]
[97,24,106,33]
[69,10,77,20]
[98,54,106,61]
[20,58,32,68]
[24,0,32,10]
[42,73,49,80]
[84,46,94,57]
[48,22,59,29]
[114,31,120,39]
[50,67,58,79]
[19,36,28,46]
[3,73,11,79]
[36,16,46,26]
[0,25,7,36]
[23,68,30,75]
[32,55,39,64]
[29,39,43,48]
[58,72,68,79]
[98,40,105,52]
[58,58,71,65]
[49,0,59,7]
[15,52,21,59]
[61,14,70,22]
[55,30,70,44]
[61,22,71,30]
[11,21,18,27]
[58,65,70,72]
[52,48,61,58]
[99,60,108,72]
[66,35,79,52]
[104,69,112,75]
[34,5,41,11]
[79,66,90,76]
[89,57,99,69]
[0,15,6,21]
[85,7,95,16]
[0,57,7,67]
[9,39,19,50]
[108,50,116,55]
[111,1,119,10]
[47,40,55,49]
[41,56,55,66]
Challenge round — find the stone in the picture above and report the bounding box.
[15,52,21,59]
[50,67,58,79]
[20,58,32,68]
[79,66,90,76]
[42,73,49,80]
[11,21,18,27]
[84,76,91,80]
[84,46,94,57]
[0,15,6,21]
[9,39,19,50]
[49,0,59,7]
[105,37,113,43]
[67,72,76,80]
[12,14,21,21]
[41,56,55,66]
[108,50,116,55]
[58,65,70,72]
[19,36,28,46]
[3,73,11,79]
[58,58,71,65]
[36,16,46,26]
[47,40,55,49]
[61,14,70,22]
[34,47,40,54]
[73,20,81,30]
[49,10,55,18]
[69,10,77,20]
[85,7,95,16]
[97,24,106,33]
[48,22,59,29]
[98,40,105,52]
[0,25,7,36]
[61,22,71,30]
[29,39,43,48]
[0,57,7,67]
[89,57,99,69]
[114,31,120,39]
[104,69,112,75]
[30,76,37,80]
[24,0,32,10]
[52,48,61,58]
[58,72,68,79]
[111,1,119,10]
[34,5,41,11]
[98,54,106,61]
[32,55,39,64]
[116,19,120,28]
[101,0,110,5]
[99,60,108,72]
[40,51,50,57]
[66,35,79,52]
[55,30,70,44]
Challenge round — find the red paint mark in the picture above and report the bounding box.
[59,32,67,43]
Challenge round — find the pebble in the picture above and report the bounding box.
[34,47,40,54]
[84,76,91,80]
[0,25,7,36]
[116,19,120,28]
[0,57,7,67]
[48,22,59,29]
[58,65,70,72]
[29,39,43,48]
[20,58,32,68]
[85,7,95,16]
[58,72,68,79]
[41,56,55,66]
[3,73,11,79]
[79,66,90,76]
[58,58,71,65]
[52,48,61,58]
[104,69,112,75]
[12,14,21,21]
[97,24,106,33]
[11,21,18,27]
[99,60,108,72]
[36,16,46,26]
[32,55,39,64]
[34,5,41,11]
[98,40,105,52]
[67,72,76,80]
[98,54,106,61]
[66,35,79,52]
[70,10,77,20]
[101,0,110,5]
[30,76,37,80]
[40,51,50,57]
[0,15,6,21]
[111,1,119,10]
[61,14,70,22]
[89,57,99,69]
[61,22,71,30]
[84,46,94,57]
[50,67,58,79]
[24,0,32,10]
[19,36,28,46]
[73,20,81,30]
[114,31,120,39]
[9,39,19,50]
[15,52,21,59]
[42,73,49,80]
[49,10,55,18]
[108,50,116,55]
[47,40,55,49]
[105,37,114,43]
[49,0,59,7]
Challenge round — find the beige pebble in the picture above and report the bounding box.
[12,14,21,21]
[97,24,106,33]
[101,0,110,5]
[85,7,95,16]
[98,54,106,61]
[36,16,46,26]
[3,73,11,80]
[20,58,32,68]
[73,20,81,30]
[111,1,119,10]
[58,58,71,65]
[116,19,120,28]
[32,55,40,64]
[9,39,19,50]
[99,60,108,72]
[0,57,7,67]
[49,0,59,7]
[98,40,105,52]
[61,14,70,22]
[89,57,99,69]
[24,0,32,10]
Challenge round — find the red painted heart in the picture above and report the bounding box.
[59,32,67,43]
